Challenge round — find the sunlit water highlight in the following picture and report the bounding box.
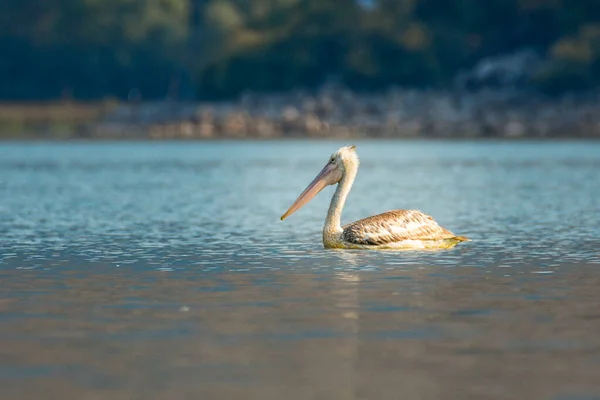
[1,140,600,399]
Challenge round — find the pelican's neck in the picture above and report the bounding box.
[324,162,357,240]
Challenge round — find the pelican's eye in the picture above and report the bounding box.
[329,157,335,163]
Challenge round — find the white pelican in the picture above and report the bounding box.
[281,145,468,250]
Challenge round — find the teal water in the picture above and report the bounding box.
[1,140,600,399]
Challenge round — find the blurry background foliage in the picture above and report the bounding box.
[1,0,600,100]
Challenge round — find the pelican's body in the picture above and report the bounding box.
[281,145,467,250]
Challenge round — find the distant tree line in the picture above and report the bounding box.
[1,0,600,100]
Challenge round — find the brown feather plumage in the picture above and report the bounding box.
[342,210,461,246]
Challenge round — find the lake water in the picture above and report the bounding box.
[1,140,600,400]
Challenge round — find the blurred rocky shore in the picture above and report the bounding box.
[88,87,600,139]
[3,87,600,139]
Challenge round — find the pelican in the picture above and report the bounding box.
[280,145,468,250]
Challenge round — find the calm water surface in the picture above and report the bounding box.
[1,140,600,400]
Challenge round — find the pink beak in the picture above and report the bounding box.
[281,163,341,220]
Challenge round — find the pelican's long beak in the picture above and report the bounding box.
[281,163,339,220]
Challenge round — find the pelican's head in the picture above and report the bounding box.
[280,145,358,220]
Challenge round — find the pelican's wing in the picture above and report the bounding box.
[342,210,457,245]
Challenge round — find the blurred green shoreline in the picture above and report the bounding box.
[2,89,600,140]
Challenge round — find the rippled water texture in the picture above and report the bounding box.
[1,140,600,400]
